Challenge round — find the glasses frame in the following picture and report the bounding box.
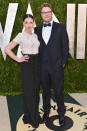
[41,11,52,15]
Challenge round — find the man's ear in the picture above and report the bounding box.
[52,12,53,17]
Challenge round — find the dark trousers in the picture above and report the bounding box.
[20,54,40,128]
[41,62,66,115]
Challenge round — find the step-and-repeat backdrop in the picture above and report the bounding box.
[0,0,87,94]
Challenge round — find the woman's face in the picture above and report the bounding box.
[23,17,34,32]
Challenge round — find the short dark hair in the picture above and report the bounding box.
[41,3,52,11]
[23,14,34,22]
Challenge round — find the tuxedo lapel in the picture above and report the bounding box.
[47,21,56,45]
[39,24,43,45]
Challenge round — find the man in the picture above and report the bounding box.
[34,3,69,126]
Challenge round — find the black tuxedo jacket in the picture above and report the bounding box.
[34,21,69,68]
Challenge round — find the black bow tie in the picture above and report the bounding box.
[43,23,51,27]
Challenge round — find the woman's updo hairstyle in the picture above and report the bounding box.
[23,14,34,22]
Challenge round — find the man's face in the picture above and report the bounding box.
[41,7,52,23]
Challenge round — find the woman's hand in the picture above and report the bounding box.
[17,55,29,63]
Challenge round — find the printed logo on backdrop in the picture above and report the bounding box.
[0,3,87,60]
[16,102,87,131]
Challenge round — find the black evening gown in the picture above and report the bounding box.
[20,54,41,128]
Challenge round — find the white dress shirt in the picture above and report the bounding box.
[42,20,53,45]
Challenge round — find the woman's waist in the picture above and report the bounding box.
[23,53,40,57]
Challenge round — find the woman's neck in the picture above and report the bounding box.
[24,30,32,35]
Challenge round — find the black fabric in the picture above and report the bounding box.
[20,54,41,128]
[34,21,69,68]
[41,62,66,115]
[34,21,69,115]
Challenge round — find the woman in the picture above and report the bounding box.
[5,14,42,129]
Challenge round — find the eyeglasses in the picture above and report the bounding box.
[41,11,52,15]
